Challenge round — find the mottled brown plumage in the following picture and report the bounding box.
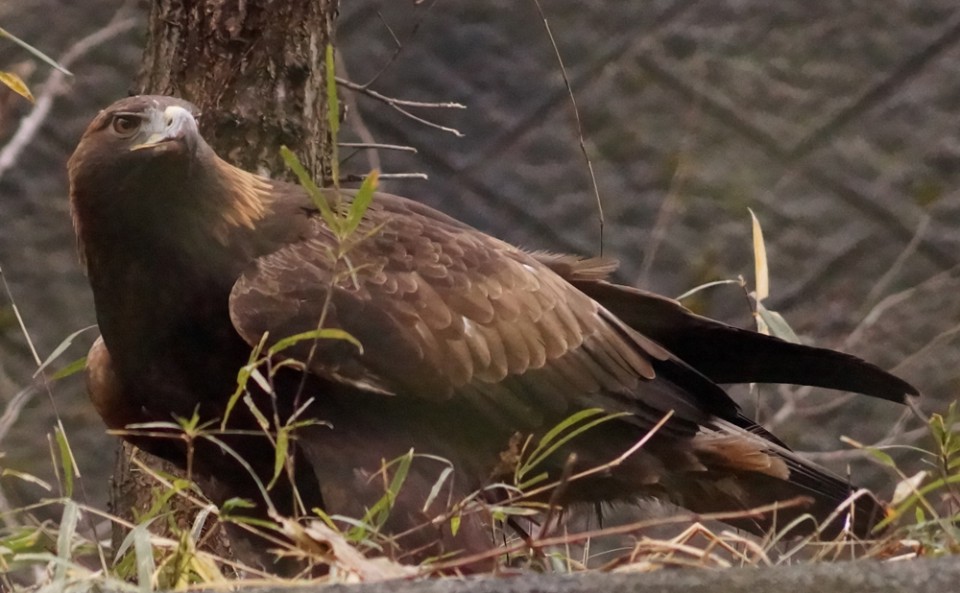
[69,96,917,569]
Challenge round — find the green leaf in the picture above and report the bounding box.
[518,409,627,483]
[756,302,802,344]
[342,170,379,236]
[50,356,86,381]
[357,450,413,535]
[325,43,340,187]
[220,497,256,514]
[53,423,77,498]
[267,327,363,356]
[450,514,461,537]
[538,409,605,453]
[516,470,549,491]
[268,428,289,490]
[280,145,341,233]
[224,337,269,429]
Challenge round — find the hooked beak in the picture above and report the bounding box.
[130,105,198,152]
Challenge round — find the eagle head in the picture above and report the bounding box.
[68,95,273,266]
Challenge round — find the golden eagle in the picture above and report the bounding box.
[69,95,916,566]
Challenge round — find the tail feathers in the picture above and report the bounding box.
[669,469,886,539]
[672,422,887,539]
[571,279,918,403]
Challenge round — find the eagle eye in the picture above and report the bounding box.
[111,114,141,137]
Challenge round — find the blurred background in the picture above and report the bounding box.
[1,0,957,518]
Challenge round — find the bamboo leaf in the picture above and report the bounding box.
[749,208,769,301]
[342,170,379,236]
[53,423,78,498]
[0,71,33,102]
[280,145,341,233]
[756,302,802,344]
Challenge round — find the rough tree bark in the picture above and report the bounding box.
[108,0,339,571]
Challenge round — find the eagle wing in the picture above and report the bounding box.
[228,189,738,433]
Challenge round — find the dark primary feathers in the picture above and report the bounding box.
[69,96,917,568]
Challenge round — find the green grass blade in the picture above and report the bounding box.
[0,26,71,75]
[268,428,289,490]
[268,327,363,356]
[675,279,742,302]
[53,423,77,498]
[132,522,156,592]
[33,324,97,377]
[519,409,628,482]
[53,500,79,583]
[51,356,86,381]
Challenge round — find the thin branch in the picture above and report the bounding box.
[338,142,418,153]
[336,77,465,109]
[336,76,465,137]
[340,172,427,183]
[337,50,384,173]
[860,212,930,315]
[358,10,403,89]
[530,0,605,254]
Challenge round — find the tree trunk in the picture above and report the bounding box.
[137,0,337,181]
[108,0,339,573]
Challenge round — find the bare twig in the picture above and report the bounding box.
[337,51,384,173]
[530,0,605,254]
[340,172,427,183]
[338,142,418,153]
[860,213,930,315]
[358,11,403,89]
[335,77,465,137]
[336,78,465,110]
[637,151,689,286]
[358,3,442,90]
